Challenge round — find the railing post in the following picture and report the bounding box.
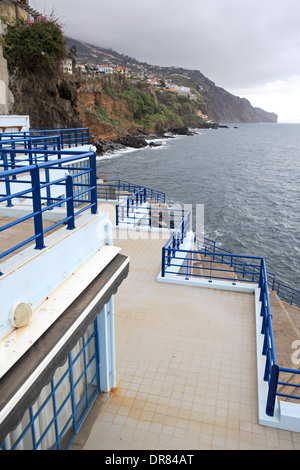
[66,175,75,230]
[11,142,16,177]
[89,152,97,214]
[31,165,45,250]
[28,139,33,165]
[266,364,279,416]
[2,153,13,207]
[116,205,119,226]
[170,211,174,229]
[168,247,172,266]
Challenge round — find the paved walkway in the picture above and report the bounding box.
[72,228,300,450]
[0,216,60,262]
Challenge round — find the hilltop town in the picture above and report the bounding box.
[65,38,212,124]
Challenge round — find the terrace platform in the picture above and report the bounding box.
[70,204,300,450]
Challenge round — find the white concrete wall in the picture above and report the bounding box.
[0,210,112,340]
[0,115,30,132]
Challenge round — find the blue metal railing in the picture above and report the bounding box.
[0,127,90,150]
[162,248,262,283]
[259,259,300,414]
[116,187,168,227]
[112,178,300,415]
[161,230,300,415]
[0,136,63,172]
[162,242,300,414]
[29,128,90,149]
[196,235,300,309]
[99,179,166,203]
[0,149,97,272]
[0,134,61,152]
[271,281,300,308]
[161,211,191,277]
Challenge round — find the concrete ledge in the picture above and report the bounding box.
[0,210,113,339]
[116,224,172,233]
[279,401,300,432]
[0,244,122,379]
[254,287,300,433]
[157,273,257,293]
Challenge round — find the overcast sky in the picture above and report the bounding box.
[33,0,300,122]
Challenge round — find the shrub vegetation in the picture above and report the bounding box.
[3,14,65,76]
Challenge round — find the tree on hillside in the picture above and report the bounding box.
[3,13,66,77]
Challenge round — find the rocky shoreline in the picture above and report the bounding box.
[94,124,223,156]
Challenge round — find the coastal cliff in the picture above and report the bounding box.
[5,31,278,143]
[67,37,278,125]
[10,72,206,142]
[163,69,278,124]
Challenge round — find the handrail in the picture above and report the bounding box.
[0,135,62,171]
[0,135,59,144]
[113,180,299,419]
[98,180,165,203]
[0,128,90,150]
[196,234,300,309]
[0,150,97,271]
[115,186,167,226]
[161,240,299,413]
[29,128,90,149]
[259,258,279,416]
[161,229,300,414]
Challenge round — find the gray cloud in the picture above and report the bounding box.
[31,0,300,120]
[32,0,300,85]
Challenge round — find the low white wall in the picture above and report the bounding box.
[158,244,300,434]
[0,115,30,132]
[0,211,112,340]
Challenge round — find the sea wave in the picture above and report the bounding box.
[97,137,169,161]
[96,146,141,161]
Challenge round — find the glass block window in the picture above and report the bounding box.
[2,318,100,450]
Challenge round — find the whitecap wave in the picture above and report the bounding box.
[96,137,169,161]
[96,146,141,161]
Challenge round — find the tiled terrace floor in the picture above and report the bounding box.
[0,216,60,261]
[73,228,300,450]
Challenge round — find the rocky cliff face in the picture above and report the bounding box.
[76,76,135,141]
[9,68,277,145]
[180,70,278,123]
[10,73,82,128]
[204,88,277,123]
[66,37,278,124]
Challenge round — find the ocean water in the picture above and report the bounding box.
[97,123,300,289]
